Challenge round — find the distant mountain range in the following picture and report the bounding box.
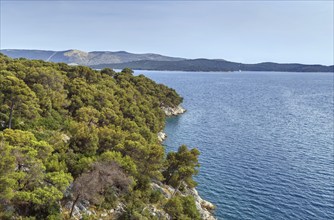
[1,49,333,72]
[0,49,183,65]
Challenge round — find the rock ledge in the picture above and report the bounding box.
[157,131,167,142]
[161,105,186,116]
[151,182,217,220]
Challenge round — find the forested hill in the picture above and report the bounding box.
[0,54,204,219]
[1,49,333,72]
[0,49,184,65]
[91,59,334,72]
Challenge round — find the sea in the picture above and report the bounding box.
[136,70,334,220]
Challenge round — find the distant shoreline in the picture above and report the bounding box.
[122,69,334,73]
[1,49,333,73]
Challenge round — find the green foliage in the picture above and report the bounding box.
[100,67,116,77]
[69,121,99,156]
[181,195,201,219]
[164,195,200,220]
[121,189,157,220]
[121,68,134,75]
[0,129,72,217]
[164,196,184,219]
[0,55,200,219]
[99,151,137,175]
[0,71,41,129]
[149,189,164,204]
[163,145,200,189]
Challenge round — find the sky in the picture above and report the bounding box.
[0,1,333,65]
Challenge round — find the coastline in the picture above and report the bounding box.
[157,104,186,142]
[157,105,186,142]
[158,105,217,220]
[63,104,216,220]
[161,104,187,117]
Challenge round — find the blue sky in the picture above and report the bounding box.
[0,1,333,65]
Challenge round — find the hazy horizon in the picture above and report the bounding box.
[1,48,333,66]
[1,1,333,65]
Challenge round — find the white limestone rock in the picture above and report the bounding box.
[186,187,216,220]
[146,205,171,220]
[150,182,217,220]
[61,133,70,143]
[64,199,92,220]
[157,131,167,142]
[161,105,186,116]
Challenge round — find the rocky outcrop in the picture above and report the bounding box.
[157,131,167,142]
[185,187,216,220]
[161,105,186,116]
[145,205,171,220]
[157,104,186,142]
[151,182,175,199]
[151,182,216,220]
[61,133,70,143]
[62,182,216,220]
[64,199,93,220]
[101,203,125,219]
[63,103,216,220]
[63,200,125,220]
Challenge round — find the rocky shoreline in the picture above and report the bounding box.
[64,105,216,220]
[161,105,186,117]
[65,182,216,220]
[157,105,186,142]
[151,182,216,220]
[157,105,217,220]
[157,131,167,142]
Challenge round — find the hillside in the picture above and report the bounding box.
[92,59,334,72]
[1,49,333,72]
[0,54,214,219]
[0,49,184,65]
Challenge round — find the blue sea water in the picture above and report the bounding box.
[137,71,334,220]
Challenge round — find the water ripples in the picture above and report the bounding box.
[139,71,334,220]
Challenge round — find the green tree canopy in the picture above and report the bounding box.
[0,129,72,217]
[0,71,40,129]
[163,145,200,189]
[0,54,200,219]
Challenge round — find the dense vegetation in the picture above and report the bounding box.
[0,54,201,219]
[92,59,334,72]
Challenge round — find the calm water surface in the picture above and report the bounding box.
[137,71,334,220]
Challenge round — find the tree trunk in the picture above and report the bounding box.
[172,180,183,198]
[70,195,80,218]
[8,97,14,129]
[164,170,174,185]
